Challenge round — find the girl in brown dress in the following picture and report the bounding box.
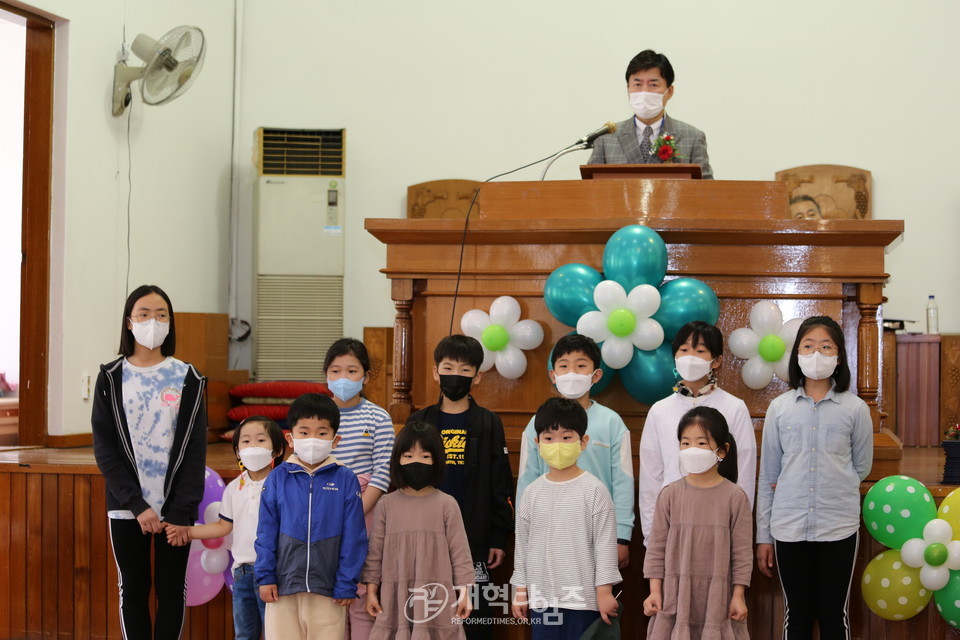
[363,422,475,639]
[643,407,753,640]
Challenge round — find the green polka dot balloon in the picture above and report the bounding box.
[863,476,937,549]
[861,550,931,621]
[934,568,960,628]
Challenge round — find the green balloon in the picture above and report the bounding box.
[863,475,937,548]
[606,308,637,338]
[481,324,509,351]
[758,334,786,362]
[935,570,960,628]
[925,543,948,566]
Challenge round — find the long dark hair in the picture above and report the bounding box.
[677,406,738,483]
[787,316,851,392]
[118,285,176,356]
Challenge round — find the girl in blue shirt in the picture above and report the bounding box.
[755,316,873,640]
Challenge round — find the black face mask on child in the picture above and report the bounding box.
[400,462,434,491]
[439,374,474,402]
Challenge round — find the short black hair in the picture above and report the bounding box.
[390,422,446,489]
[434,334,483,369]
[323,338,370,374]
[787,316,851,392]
[551,334,601,369]
[534,397,588,438]
[287,393,341,433]
[118,284,176,357]
[672,321,723,358]
[232,415,286,459]
[790,195,822,214]
[677,406,738,483]
[625,49,675,86]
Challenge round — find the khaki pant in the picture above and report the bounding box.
[265,591,346,640]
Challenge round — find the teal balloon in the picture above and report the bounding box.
[547,332,615,394]
[544,263,603,327]
[935,570,960,628]
[653,278,720,340]
[620,343,675,405]
[602,225,668,290]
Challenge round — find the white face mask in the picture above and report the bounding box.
[130,318,170,350]
[238,447,274,472]
[630,91,666,121]
[798,352,838,381]
[554,372,594,400]
[678,447,721,475]
[293,438,333,465]
[675,356,713,383]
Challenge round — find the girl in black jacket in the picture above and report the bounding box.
[92,284,207,640]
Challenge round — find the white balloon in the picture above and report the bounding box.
[741,357,774,390]
[495,345,527,379]
[460,309,490,338]
[900,538,927,568]
[200,547,230,575]
[749,301,784,337]
[479,348,495,372]
[946,541,960,571]
[920,564,950,591]
[626,284,660,318]
[577,311,612,343]
[203,501,222,526]
[509,319,543,350]
[632,318,665,351]
[602,338,634,369]
[593,280,627,314]
[924,518,954,544]
[773,354,791,382]
[779,317,804,345]
[489,296,521,328]
[729,328,760,359]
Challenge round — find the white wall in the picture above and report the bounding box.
[0,12,26,389]
[21,0,960,433]
[232,0,960,372]
[18,0,235,433]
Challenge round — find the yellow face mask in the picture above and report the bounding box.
[538,441,583,470]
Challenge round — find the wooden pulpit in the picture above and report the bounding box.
[366,178,906,639]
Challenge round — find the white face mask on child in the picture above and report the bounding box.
[293,438,333,465]
[678,447,721,475]
[239,447,274,472]
[554,372,593,400]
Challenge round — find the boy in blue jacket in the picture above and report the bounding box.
[256,393,368,639]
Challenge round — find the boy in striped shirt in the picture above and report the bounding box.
[510,397,621,637]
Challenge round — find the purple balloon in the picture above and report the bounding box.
[197,466,226,525]
[185,543,225,606]
[223,551,235,593]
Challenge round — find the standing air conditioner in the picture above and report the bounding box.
[253,128,345,381]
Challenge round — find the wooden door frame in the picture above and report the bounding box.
[3,2,54,446]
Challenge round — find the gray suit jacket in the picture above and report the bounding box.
[587,114,713,179]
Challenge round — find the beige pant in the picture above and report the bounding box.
[265,591,346,640]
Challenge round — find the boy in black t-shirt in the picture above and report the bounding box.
[407,334,514,639]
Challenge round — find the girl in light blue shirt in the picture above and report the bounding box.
[755,316,873,640]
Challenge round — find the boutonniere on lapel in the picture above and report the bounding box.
[653,133,681,163]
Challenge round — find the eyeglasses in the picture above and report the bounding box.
[798,343,837,355]
[130,311,170,323]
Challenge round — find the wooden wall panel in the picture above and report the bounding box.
[897,334,941,446]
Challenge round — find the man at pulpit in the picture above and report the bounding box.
[588,49,714,179]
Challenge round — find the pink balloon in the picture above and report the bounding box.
[201,537,224,550]
[185,545,225,606]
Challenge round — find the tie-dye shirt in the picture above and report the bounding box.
[108,357,188,520]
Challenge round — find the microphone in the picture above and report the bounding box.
[576,121,617,146]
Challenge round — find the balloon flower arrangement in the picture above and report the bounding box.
[728,301,803,390]
[185,467,234,606]
[861,475,960,627]
[542,225,719,405]
[460,296,544,379]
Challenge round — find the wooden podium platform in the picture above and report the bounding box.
[366,177,920,639]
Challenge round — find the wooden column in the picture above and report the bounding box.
[390,278,414,423]
[857,283,883,428]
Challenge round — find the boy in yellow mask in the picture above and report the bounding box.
[510,397,621,638]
